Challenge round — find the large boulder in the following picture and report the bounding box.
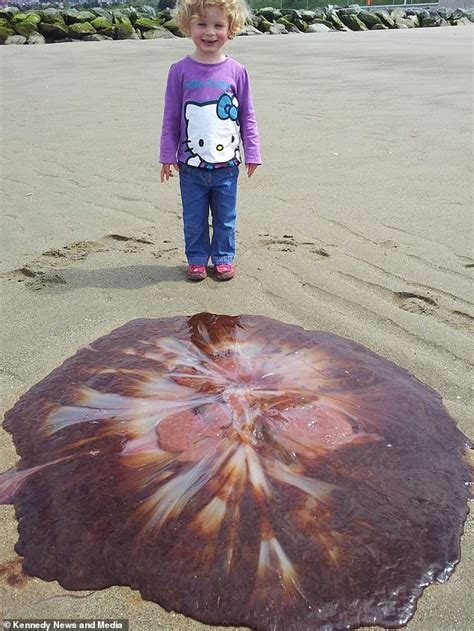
[135,16,166,32]
[299,10,316,23]
[114,13,135,39]
[141,5,157,18]
[84,33,113,42]
[42,8,62,23]
[327,10,348,31]
[255,17,273,32]
[340,13,368,31]
[162,18,184,36]
[306,23,332,33]
[91,16,114,32]
[91,8,113,21]
[357,10,383,28]
[39,19,69,40]
[311,18,334,29]
[312,9,327,20]
[0,7,19,20]
[5,34,27,45]
[277,17,302,33]
[69,21,97,38]
[12,14,41,38]
[256,7,282,22]
[452,16,473,25]
[268,23,288,34]
[238,25,262,36]
[375,11,396,28]
[420,14,442,27]
[142,26,176,39]
[27,32,46,44]
[0,25,15,43]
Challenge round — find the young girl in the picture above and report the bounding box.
[160,0,261,281]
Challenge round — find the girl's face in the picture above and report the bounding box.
[190,7,230,61]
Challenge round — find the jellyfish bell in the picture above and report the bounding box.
[0,313,471,630]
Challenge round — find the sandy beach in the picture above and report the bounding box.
[1,26,473,630]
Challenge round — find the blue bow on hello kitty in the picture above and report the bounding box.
[216,94,239,121]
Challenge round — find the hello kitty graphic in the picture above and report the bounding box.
[184,94,241,168]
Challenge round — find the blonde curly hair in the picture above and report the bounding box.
[175,0,250,39]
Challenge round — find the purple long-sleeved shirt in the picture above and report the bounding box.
[160,56,261,169]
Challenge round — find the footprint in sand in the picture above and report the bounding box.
[393,292,438,315]
[258,234,330,258]
[1,233,161,290]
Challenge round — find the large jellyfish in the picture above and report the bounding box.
[0,314,471,630]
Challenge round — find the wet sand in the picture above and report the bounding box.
[1,26,473,630]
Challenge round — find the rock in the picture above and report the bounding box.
[162,18,184,36]
[268,23,288,34]
[69,22,97,38]
[141,5,157,18]
[393,15,415,28]
[0,25,15,43]
[280,9,302,21]
[311,18,334,29]
[27,32,46,44]
[12,14,41,38]
[327,10,348,31]
[5,34,27,45]
[91,17,113,31]
[344,4,362,16]
[15,12,41,25]
[13,20,38,38]
[256,18,273,33]
[306,23,332,32]
[452,16,473,26]
[371,23,387,30]
[75,11,96,23]
[237,25,262,36]
[114,14,135,39]
[256,7,282,22]
[157,8,174,21]
[299,10,316,23]
[340,14,368,31]
[312,9,327,20]
[421,15,442,27]
[375,11,396,28]
[452,9,467,20]
[437,8,452,20]
[405,15,420,28]
[83,33,112,42]
[142,26,176,39]
[292,17,308,32]
[63,9,82,25]
[91,8,113,21]
[357,10,382,28]
[135,16,166,32]
[391,9,407,19]
[42,8,62,23]
[417,10,430,20]
[39,20,69,40]
[0,7,19,20]
[277,17,302,33]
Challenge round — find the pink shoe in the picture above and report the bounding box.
[187,264,207,281]
[215,264,235,281]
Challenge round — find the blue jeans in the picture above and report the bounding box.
[179,162,239,266]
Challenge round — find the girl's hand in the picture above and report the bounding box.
[160,163,179,182]
[246,164,259,178]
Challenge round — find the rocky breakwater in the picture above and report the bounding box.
[0,4,473,45]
